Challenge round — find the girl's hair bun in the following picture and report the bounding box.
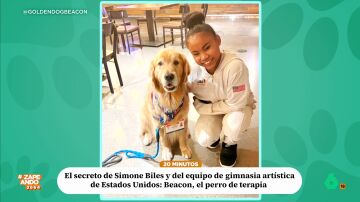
[184,11,205,29]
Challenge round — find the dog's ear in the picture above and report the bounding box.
[150,58,162,92]
[180,53,190,83]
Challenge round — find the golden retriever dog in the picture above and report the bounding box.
[140,48,191,161]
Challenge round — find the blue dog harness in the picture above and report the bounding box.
[151,92,184,124]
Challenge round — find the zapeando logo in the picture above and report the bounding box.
[18,174,42,190]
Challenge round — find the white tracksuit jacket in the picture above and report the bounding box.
[187,51,255,146]
[188,51,255,115]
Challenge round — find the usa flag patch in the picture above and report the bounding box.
[233,84,245,92]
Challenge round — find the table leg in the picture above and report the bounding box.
[131,9,172,47]
[145,10,155,41]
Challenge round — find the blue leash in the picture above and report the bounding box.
[102,127,161,167]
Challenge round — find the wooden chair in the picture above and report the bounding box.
[162,5,190,49]
[102,22,123,94]
[169,4,190,21]
[102,8,130,46]
[201,4,209,20]
[105,8,131,27]
[109,10,142,54]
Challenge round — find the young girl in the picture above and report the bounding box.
[185,12,256,167]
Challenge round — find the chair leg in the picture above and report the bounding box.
[103,62,114,94]
[180,28,184,49]
[120,34,126,52]
[125,33,131,54]
[163,27,166,48]
[154,20,158,35]
[114,36,120,54]
[131,32,134,43]
[171,29,174,44]
[137,29,142,49]
[113,55,123,87]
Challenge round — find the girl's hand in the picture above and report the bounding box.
[247,92,257,110]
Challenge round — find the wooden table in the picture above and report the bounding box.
[108,4,179,47]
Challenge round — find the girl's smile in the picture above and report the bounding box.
[187,32,222,75]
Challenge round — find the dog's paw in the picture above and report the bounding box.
[162,148,173,161]
[181,147,192,159]
[142,133,152,146]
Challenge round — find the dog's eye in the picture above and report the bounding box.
[173,60,179,65]
[158,61,163,66]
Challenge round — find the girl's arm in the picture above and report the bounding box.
[193,59,252,115]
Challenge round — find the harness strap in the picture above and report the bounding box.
[151,92,184,123]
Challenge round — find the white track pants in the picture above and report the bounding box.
[194,106,253,146]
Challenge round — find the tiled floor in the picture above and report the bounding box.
[101,15,259,198]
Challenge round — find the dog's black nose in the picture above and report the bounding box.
[165,73,174,82]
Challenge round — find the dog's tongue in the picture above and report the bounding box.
[165,84,176,91]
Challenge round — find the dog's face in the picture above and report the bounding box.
[150,49,190,93]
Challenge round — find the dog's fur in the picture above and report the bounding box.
[140,49,191,161]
